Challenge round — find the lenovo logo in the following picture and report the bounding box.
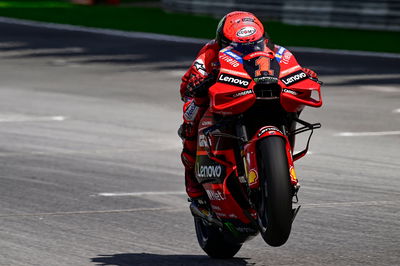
[281,70,307,86]
[218,73,251,88]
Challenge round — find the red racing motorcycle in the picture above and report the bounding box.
[190,43,323,258]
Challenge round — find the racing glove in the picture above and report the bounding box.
[186,73,217,98]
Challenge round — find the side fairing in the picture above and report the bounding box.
[275,46,322,112]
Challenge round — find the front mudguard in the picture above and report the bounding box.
[243,126,298,189]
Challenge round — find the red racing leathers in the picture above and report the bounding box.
[179,39,317,198]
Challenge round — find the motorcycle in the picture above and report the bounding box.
[190,43,323,258]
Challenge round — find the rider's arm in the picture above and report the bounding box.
[180,40,220,101]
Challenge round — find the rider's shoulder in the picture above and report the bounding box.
[203,39,220,51]
[196,39,220,58]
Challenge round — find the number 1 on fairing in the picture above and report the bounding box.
[255,57,274,76]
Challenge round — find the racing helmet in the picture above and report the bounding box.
[216,11,266,48]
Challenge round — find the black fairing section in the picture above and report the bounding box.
[243,56,281,80]
[195,155,226,184]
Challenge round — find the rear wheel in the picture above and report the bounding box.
[257,136,293,247]
[194,217,242,258]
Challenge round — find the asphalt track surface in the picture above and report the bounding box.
[0,21,399,266]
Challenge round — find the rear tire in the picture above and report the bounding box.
[257,136,293,247]
[194,217,242,258]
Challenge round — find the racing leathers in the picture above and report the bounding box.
[179,40,317,199]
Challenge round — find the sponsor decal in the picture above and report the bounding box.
[281,70,308,86]
[220,54,240,67]
[198,135,208,148]
[290,167,297,182]
[280,65,301,76]
[215,212,227,217]
[248,169,258,185]
[220,68,248,77]
[183,101,199,122]
[282,88,300,96]
[281,51,292,64]
[218,73,251,88]
[193,59,207,75]
[196,155,225,181]
[254,75,278,84]
[242,17,255,22]
[224,50,243,62]
[198,165,223,178]
[206,189,226,201]
[244,51,273,60]
[277,46,286,55]
[211,204,221,211]
[237,26,257,37]
[231,89,253,98]
[257,126,282,137]
[275,46,286,62]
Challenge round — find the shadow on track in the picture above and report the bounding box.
[91,253,253,266]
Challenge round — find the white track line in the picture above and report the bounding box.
[98,191,186,197]
[335,131,400,137]
[2,200,396,218]
[290,47,400,59]
[0,115,67,122]
[0,207,179,218]
[393,108,400,113]
[0,16,399,58]
[361,85,400,92]
[302,200,400,208]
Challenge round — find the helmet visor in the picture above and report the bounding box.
[230,38,265,55]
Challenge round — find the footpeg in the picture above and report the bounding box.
[190,203,223,227]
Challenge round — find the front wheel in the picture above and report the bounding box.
[194,217,242,258]
[257,136,293,247]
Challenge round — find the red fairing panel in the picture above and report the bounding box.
[277,49,322,113]
[203,183,252,223]
[244,126,298,189]
[197,112,252,223]
[209,50,256,115]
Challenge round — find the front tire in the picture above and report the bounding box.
[194,217,242,258]
[257,136,293,247]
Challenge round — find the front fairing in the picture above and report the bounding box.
[209,47,256,115]
[275,46,322,112]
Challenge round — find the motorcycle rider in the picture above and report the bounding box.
[178,11,318,204]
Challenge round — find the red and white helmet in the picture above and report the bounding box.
[216,11,266,47]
